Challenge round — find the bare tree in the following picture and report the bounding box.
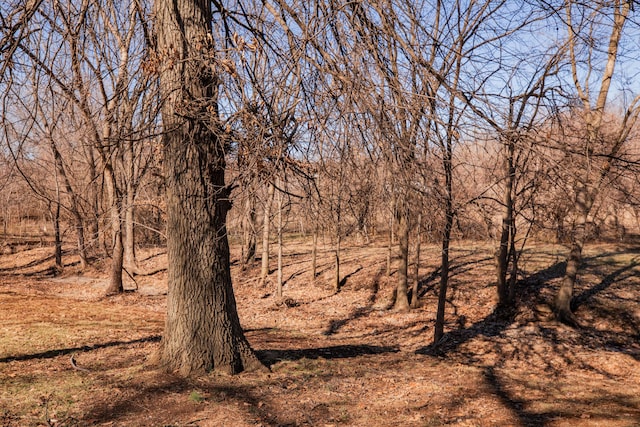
[155,0,262,375]
[553,0,640,324]
[2,0,159,293]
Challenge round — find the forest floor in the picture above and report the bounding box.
[0,236,639,426]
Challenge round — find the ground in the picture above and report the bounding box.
[0,237,639,426]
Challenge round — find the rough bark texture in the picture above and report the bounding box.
[104,166,124,295]
[156,0,262,376]
[394,205,410,311]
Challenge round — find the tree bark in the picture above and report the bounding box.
[386,214,393,279]
[496,138,515,309]
[276,189,283,298]
[334,233,341,291]
[435,133,454,344]
[434,201,452,344]
[554,184,592,325]
[260,182,275,286]
[123,168,138,274]
[104,165,124,295]
[311,222,318,279]
[241,193,256,270]
[155,0,262,375]
[394,203,410,311]
[410,213,421,308]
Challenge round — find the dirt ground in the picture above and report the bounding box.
[0,237,639,426]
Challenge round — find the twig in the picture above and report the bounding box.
[69,355,90,372]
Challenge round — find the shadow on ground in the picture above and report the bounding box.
[256,343,399,367]
[0,335,161,364]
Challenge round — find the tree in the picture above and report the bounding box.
[1,0,158,293]
[554,0,640,324]
[155,0,262,375]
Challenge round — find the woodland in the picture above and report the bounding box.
[0,0,639,426]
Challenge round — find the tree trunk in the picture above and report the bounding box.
[84,144,101,256]
[276,189,283,298]
[52,196,62,270]
[123,180,138,274]
[496,139,515,309]
[386,216,393,279]
[155,0,262,375]
[334,233,341,291]
[554,184,592,325]
[410,213,421,308]
[75,218,88,270]
[394,203,410,311]
[260,182,275,286]
[434,204,452,344]
[49,134,88,269]
[241,193,256,270]
[311,222,318,279]
[435,142,454,344]
[104,166,124,295]
[508,225,518,303]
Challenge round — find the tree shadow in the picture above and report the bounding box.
[85,376,280,426]
[417,266,441,298]
[483,366,551,426]
[573,258,639,310]
[416,260,567,356]
[338,265,363,288]
[414,254,494,301]
[323,266,382,335]
[0,251,64,273]
[0,335,161,364]
[256,344,399,368]
[415,248,640,424]
[84,343,397,426]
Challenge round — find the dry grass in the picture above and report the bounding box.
[0,238,639,426]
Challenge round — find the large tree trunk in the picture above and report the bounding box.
[156,0,262,375]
